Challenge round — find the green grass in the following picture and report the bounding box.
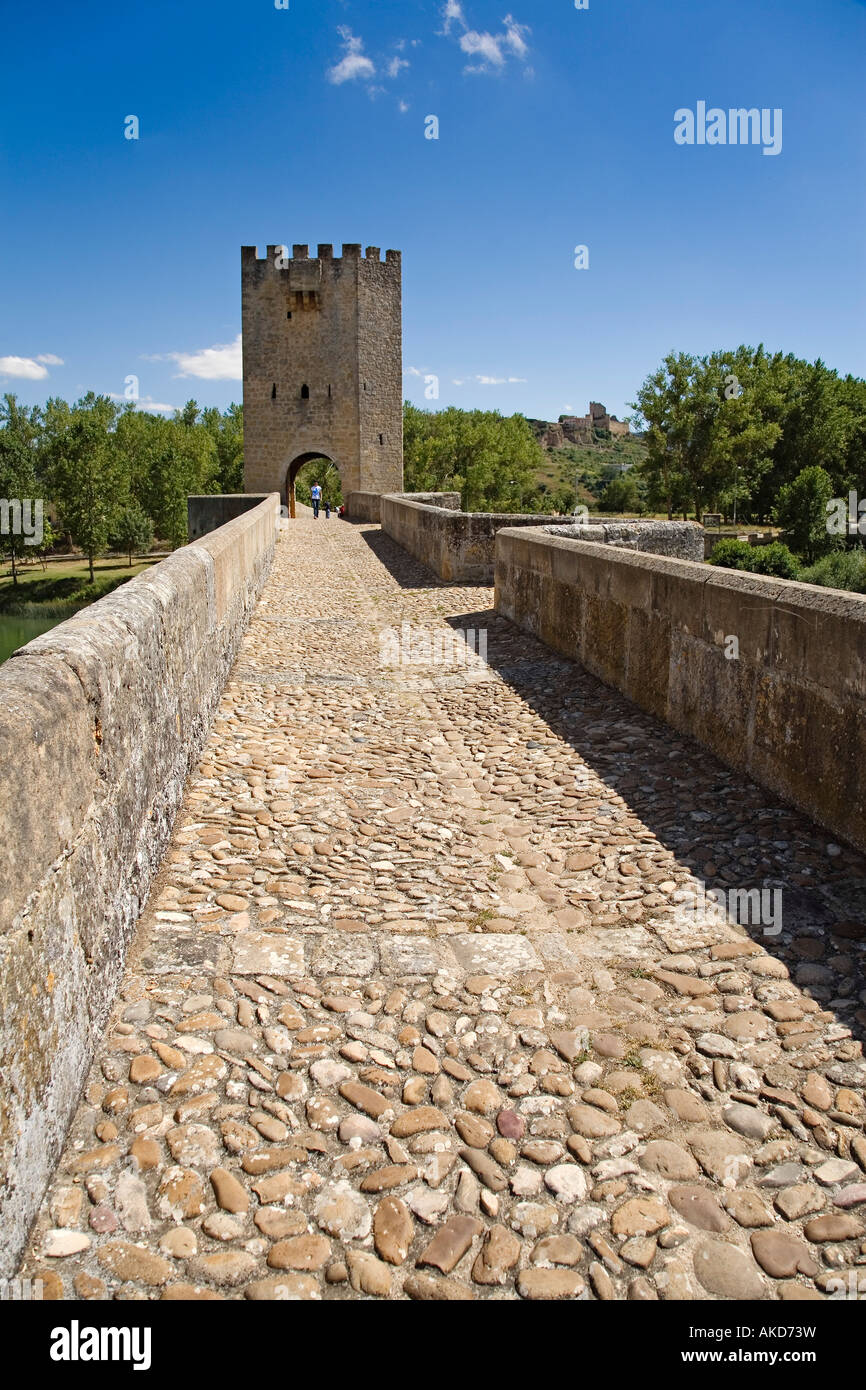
[0,557,158,616]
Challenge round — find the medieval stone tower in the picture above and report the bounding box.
[241,243,404,511]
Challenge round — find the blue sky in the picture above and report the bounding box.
[0,0,863,424]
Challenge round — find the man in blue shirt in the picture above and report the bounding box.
[311,483,322,519]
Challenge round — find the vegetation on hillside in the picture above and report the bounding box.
[535,434,649,513]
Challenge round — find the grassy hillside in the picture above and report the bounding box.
[535,433,649,510]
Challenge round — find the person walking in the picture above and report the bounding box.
[311,483,322,519]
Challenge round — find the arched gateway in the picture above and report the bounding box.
[283,451,340,519]
[241,243,404,512]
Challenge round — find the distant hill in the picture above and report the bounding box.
[528,411,648,510]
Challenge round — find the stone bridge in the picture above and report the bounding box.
[4,502,866,1302]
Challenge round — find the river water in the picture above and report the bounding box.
[0,615,63,665]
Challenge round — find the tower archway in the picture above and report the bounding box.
[283,452,343,519]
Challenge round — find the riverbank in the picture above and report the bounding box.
[0,557,162,663]
[0,557,158,619]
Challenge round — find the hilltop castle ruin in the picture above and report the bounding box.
[534,402,631,450]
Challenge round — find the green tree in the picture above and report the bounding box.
[631,348,783,522]
[774,465,837,564]
[600,473,644,514]
[52,394,123,580]
[0,427,41,584]
[200,404,244,493]
[629,353,699,518]
[110,501,154,566]
[403,404,545,512]
[137,411,219,547]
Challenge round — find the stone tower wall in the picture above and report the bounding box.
[241,244,403,500]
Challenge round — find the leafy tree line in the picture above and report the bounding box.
[710,464,866,593]
[630,347,866,525]
[5,362,865,590]
[0,394,243,580]
[403,404,550,512]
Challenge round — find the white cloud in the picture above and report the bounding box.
[442,1,466,34]
[461,30,507,68]
[387,56,410,78]
[398,100,410,113]
[441,3,531,75]
[503,14,530,59]
[404,366,424,377]
[150,333,243,381]
[0,354,55,379]
[110,393,178,413]
[36,353,64,366]
[328,27,376,85]
[450,373,527,386]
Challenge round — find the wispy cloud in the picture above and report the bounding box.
[440,4,531,75]
[110,393,178,414]
[446,373,528,387]
[0,352,64,379]
[442,1,466,35]
[147,334,242,381]
[327,27,376,85]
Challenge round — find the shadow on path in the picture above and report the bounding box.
[442,598,866,1054]
[357,522,866,1052]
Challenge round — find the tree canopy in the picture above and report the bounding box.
[629,348,866,524]
[403,403,547,512]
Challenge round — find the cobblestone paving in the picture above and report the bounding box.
[20,514,866,1301]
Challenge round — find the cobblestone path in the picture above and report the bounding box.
[20,514,866,1301]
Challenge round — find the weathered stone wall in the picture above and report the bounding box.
[381,494,558,583]
[495,528,866,852]
[188,493,277,541]
[345,491,384,522]
[546,519,704,562]
[0,494,280,1276]
[241,244,403,502]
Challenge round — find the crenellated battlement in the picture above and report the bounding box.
[241,244,401,269]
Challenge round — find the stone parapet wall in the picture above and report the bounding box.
[495,527,866,853]
[0,493,280,1276]
[546,519,704,562]
[381,493,558,582]
[345,491,383,522]
[346,490,461,523]
[188,493,279,541]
